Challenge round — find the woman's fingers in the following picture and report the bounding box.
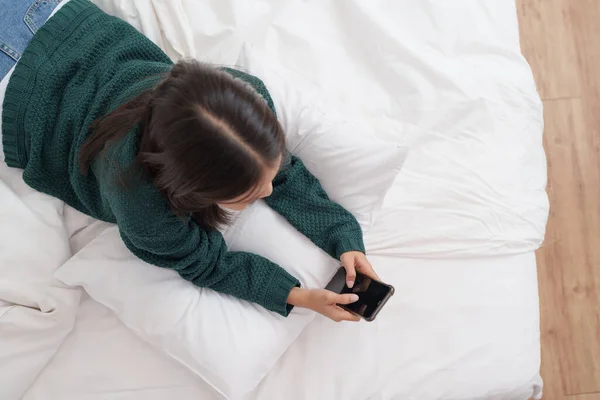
[340,253,357,288]
[332,306,361,322]
[341,251,382,285]
[320,291,361,322]
[330,292,359,305]
[356,255,380,281]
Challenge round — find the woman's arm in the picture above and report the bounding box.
[107,181,362,321]
[223,69,365,257]
[266,157,382,289]
[120,215,299,316]
[265,156,366,259]
[98,165,299,316]
[219,69,377,288]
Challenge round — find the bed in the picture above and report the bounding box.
[0,0,547,399]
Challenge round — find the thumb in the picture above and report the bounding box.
[341,255,357,289]
[333,293,360,305]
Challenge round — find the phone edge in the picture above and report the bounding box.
[364,284,395,322]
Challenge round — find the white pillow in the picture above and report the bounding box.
[55,49,407,399]
[236,44,408,231]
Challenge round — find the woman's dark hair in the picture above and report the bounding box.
[79,60,286,230]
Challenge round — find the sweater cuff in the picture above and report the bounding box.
[332,233,366,260]
[263,268,301,317]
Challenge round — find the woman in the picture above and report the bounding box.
[0,0,379,322]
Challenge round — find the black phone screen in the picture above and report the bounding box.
[327,268,392,319]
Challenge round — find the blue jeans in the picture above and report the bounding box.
[0,0,61,80]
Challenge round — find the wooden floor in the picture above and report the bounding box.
[517,1,600,399]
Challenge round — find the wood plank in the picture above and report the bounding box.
[517,0,582,100]
[538,97,600,396]
[560,0,600,395]
[568,394,600,400]
[536,241,568,400]
[518,0,600,396]
[567,0,600,141]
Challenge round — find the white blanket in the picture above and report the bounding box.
[94,0,548,258]
[0,71,80,399]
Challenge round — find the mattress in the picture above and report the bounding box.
[23,254,543,400]
[2,0,547,399]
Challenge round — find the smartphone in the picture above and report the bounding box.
[325,266,394,321]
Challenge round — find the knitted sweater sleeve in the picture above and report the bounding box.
[266,156,366,260]
[97,161,299,317]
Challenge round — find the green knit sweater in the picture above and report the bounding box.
[1,0,365,316]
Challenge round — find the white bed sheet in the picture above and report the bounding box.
[21,294,212,400]
[23,253,542,400]
[2,0,548,398]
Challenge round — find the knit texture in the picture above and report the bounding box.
[1,0,365,316]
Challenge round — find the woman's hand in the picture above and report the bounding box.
[340,251,380,288]
[287,287,361,322]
